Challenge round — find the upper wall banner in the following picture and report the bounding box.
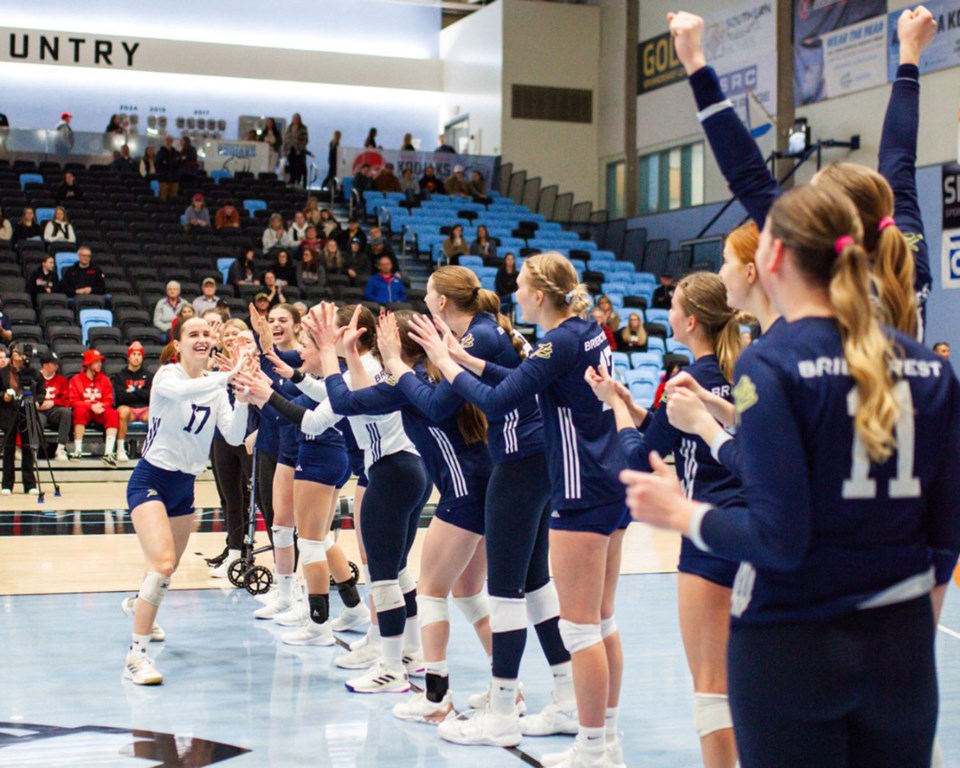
[887,0,960,80]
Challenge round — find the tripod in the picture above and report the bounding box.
[17,383,61,502]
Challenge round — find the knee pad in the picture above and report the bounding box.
[454,591,489,625]
[272,525,295,549]
[557,619,602,655]
[694,693,732,737]
[398,567,416,594]
[488,595,527,633]
[416,595,449,628]
[138,572,171,607]
[369,580,404,613]
[299,537,327,567]
[322,533,336,552]
[600,616,618,638]
[525,581,559,625]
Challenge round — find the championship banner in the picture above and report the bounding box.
[887,0,960,80]
[637,31,686,94]
[337,147,497,187]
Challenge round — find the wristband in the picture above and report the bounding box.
[290,369,305,384]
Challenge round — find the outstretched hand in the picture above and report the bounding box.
[667,11,707,75]
[340,304,367,355]
[376,311,403,365]
[264,347,295,379]
[621,451,692,532]
[584,362,620,406]
[408,313,451,365]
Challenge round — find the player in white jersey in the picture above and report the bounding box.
[122,317,250,685]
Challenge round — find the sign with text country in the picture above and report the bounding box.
[887,0,960,80]
[637,31,685,94]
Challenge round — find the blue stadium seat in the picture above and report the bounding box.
[56,252,79,278]
[217,257,236,285]
[210,170,232,184]
[459,256,483,269]
[611,351,630,370]
[647,336,666,353]
[645,308,669,326]
[666,340,693,362]
[630,350,663,368]
[19,173,44,190]
[480,275,496,291]
[629,380,657,408]
[243,199,267,216]
[35,207,56,223]
[79,308,114,345]
[150,180,160,196]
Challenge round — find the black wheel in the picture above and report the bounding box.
[245,565,273,595]
[349,561,360,581]
[227,558,248,587]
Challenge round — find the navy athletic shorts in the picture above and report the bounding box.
[127,459,196,518]
[435,498,485,536]
[294,442,349,486]
[550,499,628,536]
[678,536,739,588]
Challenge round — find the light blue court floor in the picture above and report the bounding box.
[1,575,959,767]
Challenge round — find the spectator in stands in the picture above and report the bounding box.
[444,165,470,198]
[468,170,491,203]
[287,211,309,244]
[179,136,200,191]
[170,303,196,341]
[323,130,341,189]
[344,238,368,286]
[284,113,309,187]
[54,112,74,156]
[111,144,138,176]
[435,134,456,153]
[616,313,648,352]
[303,196,322,226]
[352,163,375,204]
[338,218,366,252]
[271,250,298,287]
[0,299,11,345]
[262,213,293,252]
[13,207,42,243]
[139,145,158,180]
[61,246,106,298]
[364,128,379,149]
[470,224,497,260]
[652,360,687,410]
[933,342,950,360]
[230,248,260,289]
[36,351,72,462]
[441,224,469,266]
[260,117,282,172]
[54,171,83,204]
[419,165,441,196]
[192,277,221,315]
[298,247,325,287]
[182,193,211,228]
[68,349,120,462]
[111,341,152,463]
[1,343,37,493]
[595,294,620,332]
[366,227,398,272]
[591,307,617,350]
[28,255,59,304]
[322,239,345,276]
[495,252,519,305]
[153,280,187,332]
[399,168,420,201]
[43,206,76,244]
[214,199,241,229]
[376,162,402,193]
[401,133,415,151]
[364,256,407,305]
[253,291,271,318]
[651,272,675,310]
[261,273,286,308]
[105,114,124,135]
[156,135,181,202]
[0,208,11,242]
[0,345,7,368]
[298,225,323,257]
[318,208,340,239]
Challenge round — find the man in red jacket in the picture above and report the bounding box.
[68,349,119,464]
[36,351,72,461]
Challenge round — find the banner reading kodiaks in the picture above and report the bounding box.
[337,147,497,189]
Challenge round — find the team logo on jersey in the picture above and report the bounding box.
[529,342,553,360]
[460,333,475,349]
[377,372,398,386]
[733,375,758,414]
[146,489,159,498]
[903,231,923,254]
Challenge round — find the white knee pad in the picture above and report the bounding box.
[416,595,449,628]
[398,567,417,594]
[322,533,336,552]
[600,616,618,638]
[299,537,327,567]
[488,595,527,633]
[557,619,602,655]
[138,571,171,607]
[272,525,295,549]
[369,580,405,613]
[454,591,489,625]
[694,693,733,737]
[525,581,560,625]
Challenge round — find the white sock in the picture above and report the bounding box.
[105,435,116,455]
[129,633,151,655]
[367,622,381,646]
[576,725,606,759]
[117,443,127,456]
[74,439,82,453]
[551,660,575,703]
[277,574,295,601]
[425,659,448,677]
[381,634,404,671]
[490,677,518,716]
[605,707,619,742]
[403,616,421,652]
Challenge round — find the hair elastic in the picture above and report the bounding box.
[564,288,576,304]
[834,235,855,255]
[877,216,896,232]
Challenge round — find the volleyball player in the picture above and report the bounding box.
[123,317,250,685]
[623,183,960,768]
[410,254,627,767]
[585,272,744,768]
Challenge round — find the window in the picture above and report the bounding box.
[605,160,625,220]
[637,142,704,214]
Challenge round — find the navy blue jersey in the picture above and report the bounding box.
[254,345,303,456]
[696,318,960,624]
[293,392,345,450]
[451,316,625,510]
[396,313,545,464]
[621,354,744,513]
[325,363,491,510]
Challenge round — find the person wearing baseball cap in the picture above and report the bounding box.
[111,342,153,464]
[36,350,73,462]
[55,111,74,155]
[183,193,210,229]
[192,277,221,315]
[68,349,120,462]
[253,292,270,317]
[444,164,470,198]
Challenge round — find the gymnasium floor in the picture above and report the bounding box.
[1,470,959,767]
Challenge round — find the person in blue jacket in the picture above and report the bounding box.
[622,182,960,768]
[364,255,407,305]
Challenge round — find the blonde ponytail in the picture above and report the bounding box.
[523,252,590,318]
[675,272,744,381]
[477,288,526,359]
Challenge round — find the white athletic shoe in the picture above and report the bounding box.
[1,489,11,496]
[468,681,527,714]
[116,449,129,463]
[335,639,382,670]
[520,692,579,736]
[253,596,292,620]
[331,601,371,632]
[350,632,375,652]
[403,649,426,677]
[281,620,335,646]
[123,651,163,685]
[209,550,241,579]
[55,446,68,462]
[438,707,522,748]
[392,691,455,724]
[273,600,308,627]
[254,584,277,605]
[345,661,410,694]
[120,597,166,642]
[27,488,39,496]
[541,742,625,768]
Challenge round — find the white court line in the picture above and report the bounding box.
[937,624,960,641]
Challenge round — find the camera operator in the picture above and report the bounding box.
[1,342,38,495]
[36,351,72,462]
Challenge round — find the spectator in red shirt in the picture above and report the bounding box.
[591,307,617,351]
[36,351,72,461]
[111,342,153,464]
[68,349,120,463]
